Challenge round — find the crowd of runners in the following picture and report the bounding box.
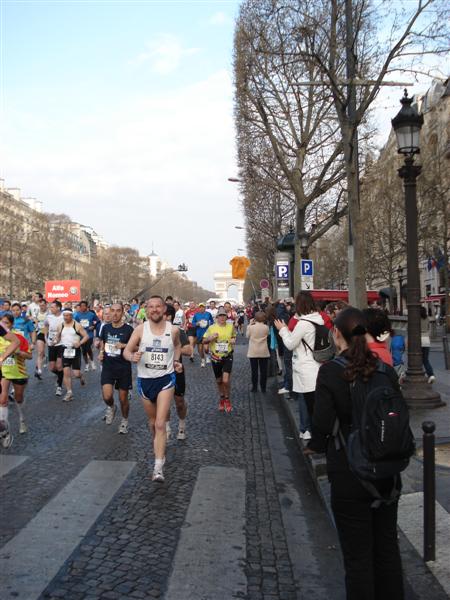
[0,294,248,483]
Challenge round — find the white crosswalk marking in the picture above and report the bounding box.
[0,460,136,599]
[398,492,450,596]
[0,455,28,478]
[165,465,247,600]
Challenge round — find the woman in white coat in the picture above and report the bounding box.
[274,291,323,440]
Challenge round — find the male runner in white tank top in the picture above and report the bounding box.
[124,295,182,482]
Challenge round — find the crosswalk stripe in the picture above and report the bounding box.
[398,492,450,596]
[0,455,28,478]
[165,465,247,600]
[0,460,136,599]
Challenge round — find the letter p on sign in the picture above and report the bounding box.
[301,260,313,276]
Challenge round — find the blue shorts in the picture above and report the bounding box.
[137,373,176,403]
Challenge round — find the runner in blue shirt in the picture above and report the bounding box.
[192,303,214,367]
[11,303,36,348]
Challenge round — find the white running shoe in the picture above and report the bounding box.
[19,420,28,434]
[152,466,164,482]
[205,355,211,364]
[278,388,288,394]
[302,430,312,441]
[84,365,90,373]
[201,359,206,368]
[166,422,171,440]
[428,375,436,384]
[118,419,128,434]
[55,386,63,397]
[63,391,73,402]
[91,362,97,371]
[105,405,116,425]
[1,429,13,449]
[177,427,186,440]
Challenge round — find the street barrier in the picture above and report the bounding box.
[422,421,436,562]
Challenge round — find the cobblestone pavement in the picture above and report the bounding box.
[0,339,343,599]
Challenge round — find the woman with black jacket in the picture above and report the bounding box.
[306,307,404,600]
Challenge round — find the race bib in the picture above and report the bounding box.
[105,342,121,357]
[80,319,90,328]
[199,319,208,329]
[3,356,15,366]
[63,347,76,358]
[144,347,169,370]
[216,341,229,354]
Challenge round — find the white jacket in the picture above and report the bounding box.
[279,312,324,393]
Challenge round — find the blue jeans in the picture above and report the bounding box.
[283,348,293,391]
[421,347,434,377]
[292,391,311,433]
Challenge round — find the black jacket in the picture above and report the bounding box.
[309,353,401,474]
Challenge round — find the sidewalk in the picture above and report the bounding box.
[274,353,450,598]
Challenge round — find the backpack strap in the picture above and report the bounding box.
[299,319,315,354]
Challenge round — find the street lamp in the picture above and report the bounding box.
[298,229,309,259]
[391,90,443,408]
[396,265,405,316]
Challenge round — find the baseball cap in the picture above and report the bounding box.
[217,307,227,317]
[198,302,205,307]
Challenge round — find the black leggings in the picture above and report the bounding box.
[249,357,268,392]
[330,471,404,600]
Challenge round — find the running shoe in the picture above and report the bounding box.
[218,399,225,412]
[302,430,312,441]
[80,375,86,386]
[63,391,73,402]
[201,359,205,368]
[55,386,63,397]
[118,419,128,434]
[205,355,211,364]
[189,357,194,363]
[428,375,436,384]
[224,399,232,413]
[91,363,97,371]
[152,467,164,482]
[1,430,13,449]
[105,405,116,425]
[34,369,42,381]
[177,427,186,440]
[84,365,90,373]
[19,420,28,434]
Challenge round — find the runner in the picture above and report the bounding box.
[184,301,198,361]
[0,313,32,440]
[44,300,64,396]
[165,303,193,440]
[99,303,133,434]
[11,302,36,347]
[203,307,236,412]
[0,322,21,448]
[55,308,89,401]
[124,296,182,482]
[26,292,42,321]
[192,303,214,367]
[207,300,218,320]
[95,306,112,348]
[74,301,98,372]
[173,301,185,328]
[223,301,238,329]
[34,298,49,380]
[237,306,245,335]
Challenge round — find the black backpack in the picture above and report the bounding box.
[300,319,335,362]
[333,355,415,505]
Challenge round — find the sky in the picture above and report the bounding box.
[1,1,447,291]
[0,0,244,290]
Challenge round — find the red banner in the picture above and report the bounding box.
[45,280,81,302]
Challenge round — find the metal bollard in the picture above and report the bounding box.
[443,336,450,370]
[422,421,436,562]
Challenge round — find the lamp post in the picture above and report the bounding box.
[298,229,310,259]
[392,91,443,408]
[397,265,405,316]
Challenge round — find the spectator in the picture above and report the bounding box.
[246,311,270,393]
[363,308,393,366]
[420,306,435,383]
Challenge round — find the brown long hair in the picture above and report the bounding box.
[295,291,316,316]
[334,307,377,382]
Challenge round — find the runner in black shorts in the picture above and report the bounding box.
[99,302,133,434]
[165,304,193,440]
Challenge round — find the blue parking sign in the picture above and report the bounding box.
[301,260,313,276]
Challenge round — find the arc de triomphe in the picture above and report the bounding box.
[213,271,244,304]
